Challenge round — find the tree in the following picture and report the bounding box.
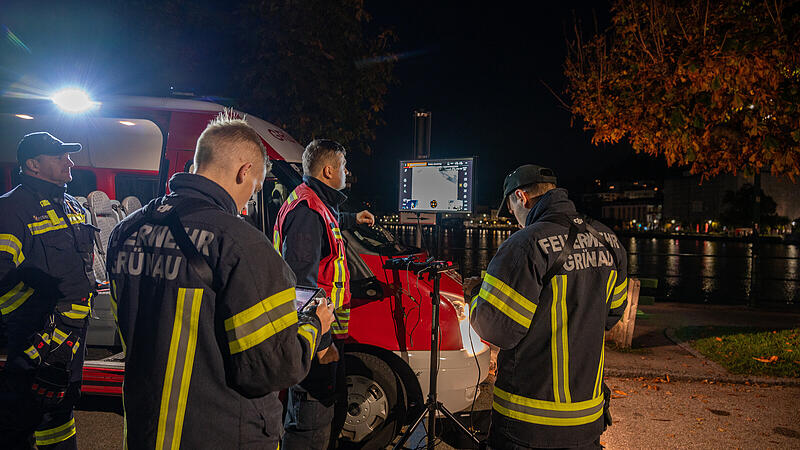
[565,0,800,178]
[234,0,396,154]
[719,183,787,228]
[122,0,396,154]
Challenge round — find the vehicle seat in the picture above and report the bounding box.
[87,191,120,283]
[74,196,91,224]
[110,199,125,221]
[120,196,143,216]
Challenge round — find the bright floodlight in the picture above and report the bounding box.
[51,88,96,113]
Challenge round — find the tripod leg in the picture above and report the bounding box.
[393,406,429,450]
[436,402,481,446]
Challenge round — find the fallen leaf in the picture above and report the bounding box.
[718,427,725,432]
[666,374,670,383]
[715,337,723,341]
[613,389,628,396]
[752,356,779,363]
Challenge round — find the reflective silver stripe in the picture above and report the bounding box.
[273,230,281,254]
[27,217,67,235]
[0,233,24,266]
[493,386,604,426]
[156,288,203,450]
[550,275,570,403]
[478,273,537,328]
[224,288,298,354]
[35,417,76,445]
[0,281,34,315]
[610,277,627,309]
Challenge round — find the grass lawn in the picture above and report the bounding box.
[675,326,800,378]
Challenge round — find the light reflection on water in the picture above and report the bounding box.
[388,225,799,305]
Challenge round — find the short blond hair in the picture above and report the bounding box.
[302,139,346,176]
[194,109,269,172]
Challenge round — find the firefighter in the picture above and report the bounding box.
[466,164,628,449]
[106,111,334,449]
[273,139,374,450]
[0,132,97,449]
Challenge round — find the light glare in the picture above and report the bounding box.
[51,88,98,113]
[15,114,34,120]
[119,120,136,126]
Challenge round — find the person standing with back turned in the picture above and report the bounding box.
[466,164,628,449]
[273,139,374,450]
[106,111,333,449]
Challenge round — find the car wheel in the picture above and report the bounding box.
[339,352,405,449]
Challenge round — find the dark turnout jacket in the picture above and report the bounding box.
[0,175,95,381]
[107,173,321,450]
[470,189,628,449]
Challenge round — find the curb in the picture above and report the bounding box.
[626,328,800,387]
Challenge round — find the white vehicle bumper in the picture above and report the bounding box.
[394,338,490,413]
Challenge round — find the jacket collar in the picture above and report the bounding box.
[303,175,347,209]
[525,188,577,227]
[167,173,239,215]
[21,173,67,203]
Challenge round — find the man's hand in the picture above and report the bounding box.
[315,299,335,335]
[462,276,482,300]
[317,342,340,364]
[356,210,375,226]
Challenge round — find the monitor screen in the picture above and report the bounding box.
[294,286,326,311]
[398,158,474,213]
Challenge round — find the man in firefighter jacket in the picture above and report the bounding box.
[0,132,97,449]
[106,112,334,449]
[467,164,628,449]
[273,139,374,449]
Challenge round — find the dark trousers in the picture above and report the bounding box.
[283,355,347,450]
[0,372,80,450]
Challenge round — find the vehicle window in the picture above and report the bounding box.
[66,169,97,197]
[115,173,159,203]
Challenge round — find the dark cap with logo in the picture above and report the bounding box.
[17,132,82,165]
[498,164,557,216]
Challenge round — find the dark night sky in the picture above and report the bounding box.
[1,1,666,211]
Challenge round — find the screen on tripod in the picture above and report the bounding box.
[398,158,474,213]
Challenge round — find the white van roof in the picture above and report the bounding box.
[0,96,304,169]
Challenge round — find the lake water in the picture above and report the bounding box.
[387,226,800,306]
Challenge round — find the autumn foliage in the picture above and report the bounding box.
[565,0,800,178]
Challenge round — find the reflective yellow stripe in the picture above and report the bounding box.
[477,273,537,328]
[72,340,80,355]
[156,288,203,450]
[594,336,605,398]
[27,217,68,235]
[469,294,479,315]
[46,209,61,225]
[273,230,281,254]
[332,227,343,240]
[225,287,298,354]
[331,307,350,335]
[40,200,51,207]
[287,190,298,204]
[298,323,318,357]
[67,213,85,224]
[24,345,40,361]
[52,327,69,345]
[610,277,627,309]
[0,233,24,266]
[110,280,127,353]
[493,386,604,426]
[35,417,76,445]
[0,281,34,315]
[63,303,91,320]
[550,275,570,403]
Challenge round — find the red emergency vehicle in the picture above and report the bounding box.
[0,94,489,447]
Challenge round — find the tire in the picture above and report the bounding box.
[339,352,406,450]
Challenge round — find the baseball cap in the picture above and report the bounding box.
[17,132,82,165]
[498,164,558,216]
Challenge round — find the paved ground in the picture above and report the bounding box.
[72,302,800,448]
